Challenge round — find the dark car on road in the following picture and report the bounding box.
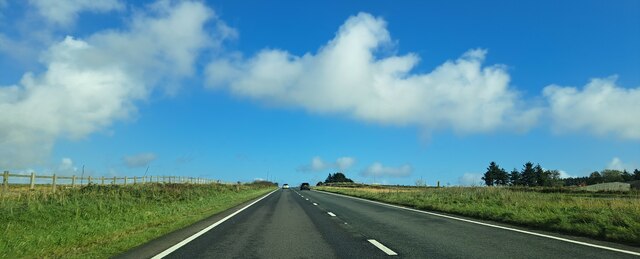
[300,182,310,190]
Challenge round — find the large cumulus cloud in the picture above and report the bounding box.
[0,1,232,168]
[206,13,541,134]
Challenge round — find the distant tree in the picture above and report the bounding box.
[521,162,536,186]
[495,169,509,186]
[601,170,624,183]
[545,170,562,187]
[587,171,603,185]
[634,169,640,181]
[324,172,354,183]
[316,181,324,186]
[509,168,522,186]
[563,176,588,187]
[482,162,498,186]
[621,170,632,182]
[482,162,509,186]
[532,164,546,187]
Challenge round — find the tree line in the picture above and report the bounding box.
[563,169,640,186]
[316,172,354,186]
[482,161,640,187]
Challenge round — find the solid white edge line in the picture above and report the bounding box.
[327,212,336,217]
[313,203,318,206]
[316,190,640,256]
[368,239,398,256]
[151,189,278,259]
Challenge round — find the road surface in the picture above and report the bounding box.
[119,188,640,258]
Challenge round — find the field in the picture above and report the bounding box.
[315,185,640,245]
[0,183,275,258]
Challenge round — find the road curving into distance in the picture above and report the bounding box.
[119,188,640,258]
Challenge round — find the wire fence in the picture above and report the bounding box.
[2,170,223,194]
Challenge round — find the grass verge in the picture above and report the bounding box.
[315,186,640,245]
[1,183,275,258]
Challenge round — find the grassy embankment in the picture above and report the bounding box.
[316,185,640,245]
[0,183,275,258]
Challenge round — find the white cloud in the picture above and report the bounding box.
[0,1,229,168]
[606,157,635,171]
[361,162,412,177]
[458,173,482,186]
[558,170,574,179]
[305,156,328,171]
[53,157,78,175]
[206,12,540,134]
[58,157,78,174]
[123,153,156,168]
[28,0,124,27]
[298,156,356,172]
[544,77,640,140]
[336,157,356,170]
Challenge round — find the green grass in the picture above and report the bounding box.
[316,186,640,245]
[0,183,275,258]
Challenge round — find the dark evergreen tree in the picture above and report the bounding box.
[324,172,354,183]
[495,167,509,186]
[532,164,545,187]
[634,169,640,180]
[509,168,522,186]
[482,162,498,186]
[621,170,632,182]
[521,162,536,186]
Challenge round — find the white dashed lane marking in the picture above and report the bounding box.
[368,239,398,256]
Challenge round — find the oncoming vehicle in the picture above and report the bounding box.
[300,182,310,190]
[282,184,289,189]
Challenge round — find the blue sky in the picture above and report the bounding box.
[1,0,639,186]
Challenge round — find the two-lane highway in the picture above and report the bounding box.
[122,188,640,258]
[160,189,386,258]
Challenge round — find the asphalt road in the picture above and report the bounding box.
[121,188,640,258]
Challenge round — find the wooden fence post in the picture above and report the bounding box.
[101,176,105,185]
[52,174,57,193]
[124,176,127,185]
[113,176,117,185]
[133,176,137,185]
[2,171,8,193]
[88,176,92,185]
[72,175,76,188]
[30,172,35,190]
